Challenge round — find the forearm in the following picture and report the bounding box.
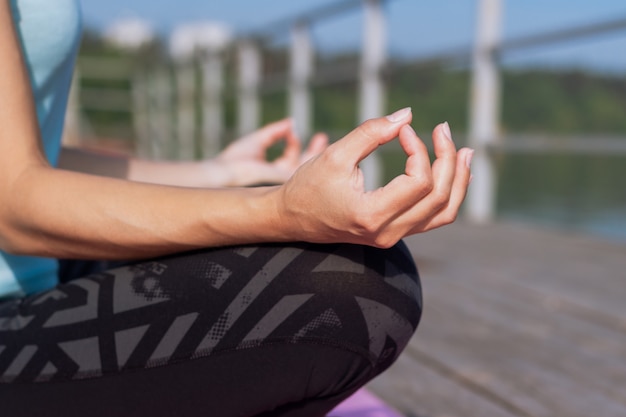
[0,165,286,259]
[127,158,231,188]
[0,3,289,262]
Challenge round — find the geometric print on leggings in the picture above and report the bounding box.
[0,241,422,383]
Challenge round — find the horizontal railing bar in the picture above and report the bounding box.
[242,0,399,42]
[77,57,134,80]
[490,136,626,155]
[499,16,626,53]
[258,73,288,94]
[243,61,361,95]
[373,135,626,156]
[386,15,626,70]
[81,89,134,111]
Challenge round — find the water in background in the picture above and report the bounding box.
[380,150,626,243]
[497,153,626,243]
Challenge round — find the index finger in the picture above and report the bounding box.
[369,124,433,216]
[277,124,302,165]
[331,108,413,168]
[255,118,294,147]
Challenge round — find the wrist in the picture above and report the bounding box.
[250,186,295,243]
[263,185,296,242]
[128,158,231,188]
[199,159,232,187]
[198,186,294,246]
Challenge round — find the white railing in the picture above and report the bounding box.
[68,0,626,223]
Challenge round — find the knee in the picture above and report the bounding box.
[301,240,422,374]
[359,241,422,373]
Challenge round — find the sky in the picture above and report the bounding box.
[80,0,626,72]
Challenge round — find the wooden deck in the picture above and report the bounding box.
[367,221,626,417]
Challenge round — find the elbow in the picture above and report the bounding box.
[0,222,29,255]
[0,196,23,254]
[0,204,40,256]
[0,243,23,256]
[0,164,51,256]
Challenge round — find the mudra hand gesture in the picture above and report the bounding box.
[214,118,328,187]
[276,107,473,247]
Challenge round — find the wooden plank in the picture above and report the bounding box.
[416,275,626,415]
[368,348,521,417]
[444,267,626,358]
[406,222,626,319]
[375,222,626,417]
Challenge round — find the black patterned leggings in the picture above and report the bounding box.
[0,241,422,417]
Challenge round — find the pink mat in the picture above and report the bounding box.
[329,388,404,417]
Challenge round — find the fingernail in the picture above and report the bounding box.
[466,149,475,169]
[442,121,453,143]
[386,107,411,123]
[469,174,474,184]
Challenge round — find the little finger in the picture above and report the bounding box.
[412,147,474,233]
[373,125,433,215]
[417,122,459,213]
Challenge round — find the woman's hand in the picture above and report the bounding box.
[276,108,473,248]
[214,119,328,187]
[124,119,328,188]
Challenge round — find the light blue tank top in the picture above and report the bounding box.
[0,0,82,298]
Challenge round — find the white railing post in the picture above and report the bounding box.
[359,0,386,190]
[171,22,231,160]
[201,51,223,158]
[132,70,150,158]
[148,69,173,159]
[63,68,82,148]
[237,40,261,136]
[466,0,503,223]
[174,60,197,160]
[289,22,314,140]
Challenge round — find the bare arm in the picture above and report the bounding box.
[0,2,284,259]
[1,1,472,262]
[58,119,329,188]
[57,146,230,187]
